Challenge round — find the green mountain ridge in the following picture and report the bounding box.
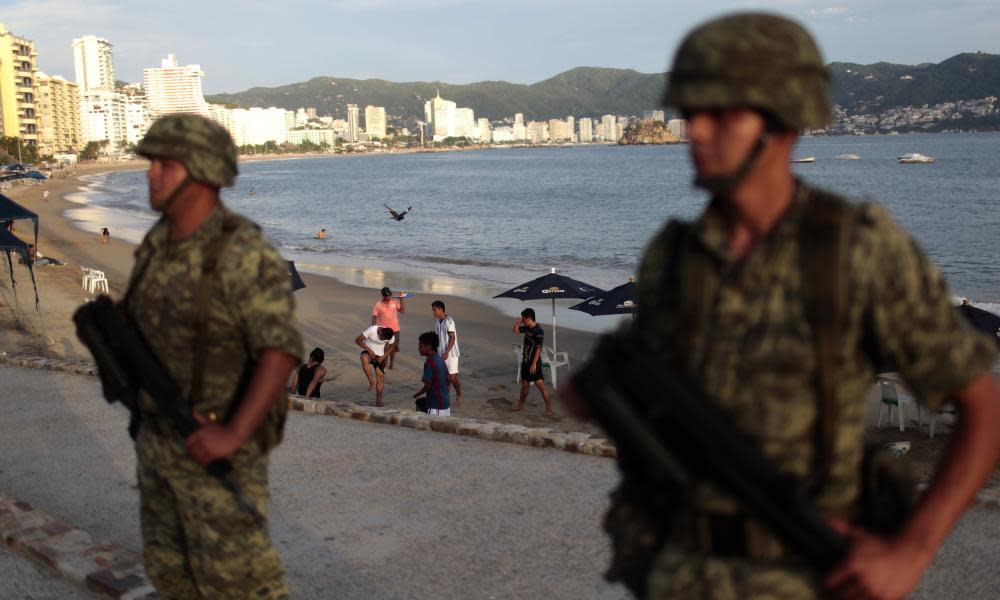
[205,53,1000,124]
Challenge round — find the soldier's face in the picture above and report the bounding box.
[146,158,190,212]
[685,108,766,178]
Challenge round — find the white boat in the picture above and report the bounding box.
[791,156,815,163]
[835,153,861,160]
[898,153,934,164]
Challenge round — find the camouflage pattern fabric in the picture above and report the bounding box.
[136,114,239,188]
[630,181,997,599]
[663,13,831,131]
[137,428,287,599]
[126,205,302,598]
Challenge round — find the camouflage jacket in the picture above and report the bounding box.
[634,180,997,515]
[126,205,303,447]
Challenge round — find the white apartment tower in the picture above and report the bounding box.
[424,91,456,141]
[601,115,617,142]
[364,105,386,138]
[578,118,593,143]
[71,35,115,92]
[346,104,361,142]
[143,54,209,118]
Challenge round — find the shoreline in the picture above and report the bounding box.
[0,167,604,434]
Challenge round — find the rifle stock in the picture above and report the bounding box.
[73,295,265,525]
[575,332,848,572]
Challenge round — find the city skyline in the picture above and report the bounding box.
[3,0,999,95]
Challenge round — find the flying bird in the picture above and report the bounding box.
[385,204,412,221]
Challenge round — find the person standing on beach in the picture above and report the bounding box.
[513,308,552,415]
[100,227,110,245]
[562,13,1000,600]
[355,324,396,406]
[290,347,327,398]
[125,114,302,599]
[413,331,451,416]
[432,300,462,406]
[372,286,405,369]
[42,189,48,202]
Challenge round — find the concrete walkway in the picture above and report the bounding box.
[2,364,998,598]
[0,365,624,599]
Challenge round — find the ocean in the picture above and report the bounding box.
[64,132,1000,332]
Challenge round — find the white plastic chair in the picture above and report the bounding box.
[85,268,109,294]
[81,267,94,290]
[876,378,918,432]
[513,344,523,383]
[541,346,570,389]
[928,404,957,439]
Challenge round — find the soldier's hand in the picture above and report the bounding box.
[824,518,931,600]
[185,411,242,466]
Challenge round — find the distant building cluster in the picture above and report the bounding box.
[829,96,998,134]
[0,20,689,162]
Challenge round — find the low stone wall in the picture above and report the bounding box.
[0,351,617,460]
[0,492,157,599]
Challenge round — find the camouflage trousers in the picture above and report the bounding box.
[136,427,288,600]
[646,543,822,599]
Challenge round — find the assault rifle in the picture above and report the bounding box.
[574,331,849,572]
[73,295,266,525]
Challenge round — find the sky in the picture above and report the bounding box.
[3,0,1000,94]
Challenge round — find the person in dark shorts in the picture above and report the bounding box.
[372,286,405,370]
[355,325,396,406]
[512,308,552,415]
[289,348,327,398]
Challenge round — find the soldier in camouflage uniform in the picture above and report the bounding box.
[127,114,303,599]
[564,13,1000,600]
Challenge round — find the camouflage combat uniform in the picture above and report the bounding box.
[126,205,302,598]
[631,181,998,599]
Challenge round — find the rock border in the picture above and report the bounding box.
[0,492,157,599]
[0,352,618,459]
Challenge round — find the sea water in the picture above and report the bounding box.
[64,132,1000,332]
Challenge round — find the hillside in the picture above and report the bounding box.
[206,54,1000,125]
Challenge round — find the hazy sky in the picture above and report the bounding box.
[4,0,999,94]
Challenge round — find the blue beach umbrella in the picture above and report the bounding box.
[569,278,637,317]
[494,268,603,354]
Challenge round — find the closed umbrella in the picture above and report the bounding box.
[569,278,636,317]
[494,267,603,354]
[286,260,306,292]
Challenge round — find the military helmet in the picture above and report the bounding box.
[136,114,238,188]
[663,13,831,131]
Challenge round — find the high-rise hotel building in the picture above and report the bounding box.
[35,73,82,155]
[364,105,386,138]
[0,23,40,151]
[144,54,209,118]
[71,35,115,92]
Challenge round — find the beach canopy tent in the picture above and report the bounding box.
[569,278,637,317]
[494,268,603,355]
[0,194,40,320]
[0,170,47,183]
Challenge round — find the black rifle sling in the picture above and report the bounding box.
[799,191,853,493]
[190,214,242,408]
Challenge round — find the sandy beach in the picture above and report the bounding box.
[0,164,603,434]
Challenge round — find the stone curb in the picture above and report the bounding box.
[0,492,158,599]
[0,352,618,461]
[8,352,1000,505]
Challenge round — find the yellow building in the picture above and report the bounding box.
[0,22,39,152]
[36,73,82,155]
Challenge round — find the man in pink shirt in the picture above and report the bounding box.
[372,286,405,369]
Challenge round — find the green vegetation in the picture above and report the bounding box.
[0,137,39,163]
[79,140,108,161]
[206,54,1000,127]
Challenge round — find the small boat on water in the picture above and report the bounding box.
[898,153,934,164]
[791,156,815,163]
[836,153,861,160]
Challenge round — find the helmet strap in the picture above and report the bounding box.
[694,130,770,198]
[158,175,192,214]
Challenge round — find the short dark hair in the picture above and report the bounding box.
[309,347,325,363]
[379,327,395,340]
[418,331,439,348]
[431,300,445,311]
[521,308,535,320]
[380,286,392,297]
